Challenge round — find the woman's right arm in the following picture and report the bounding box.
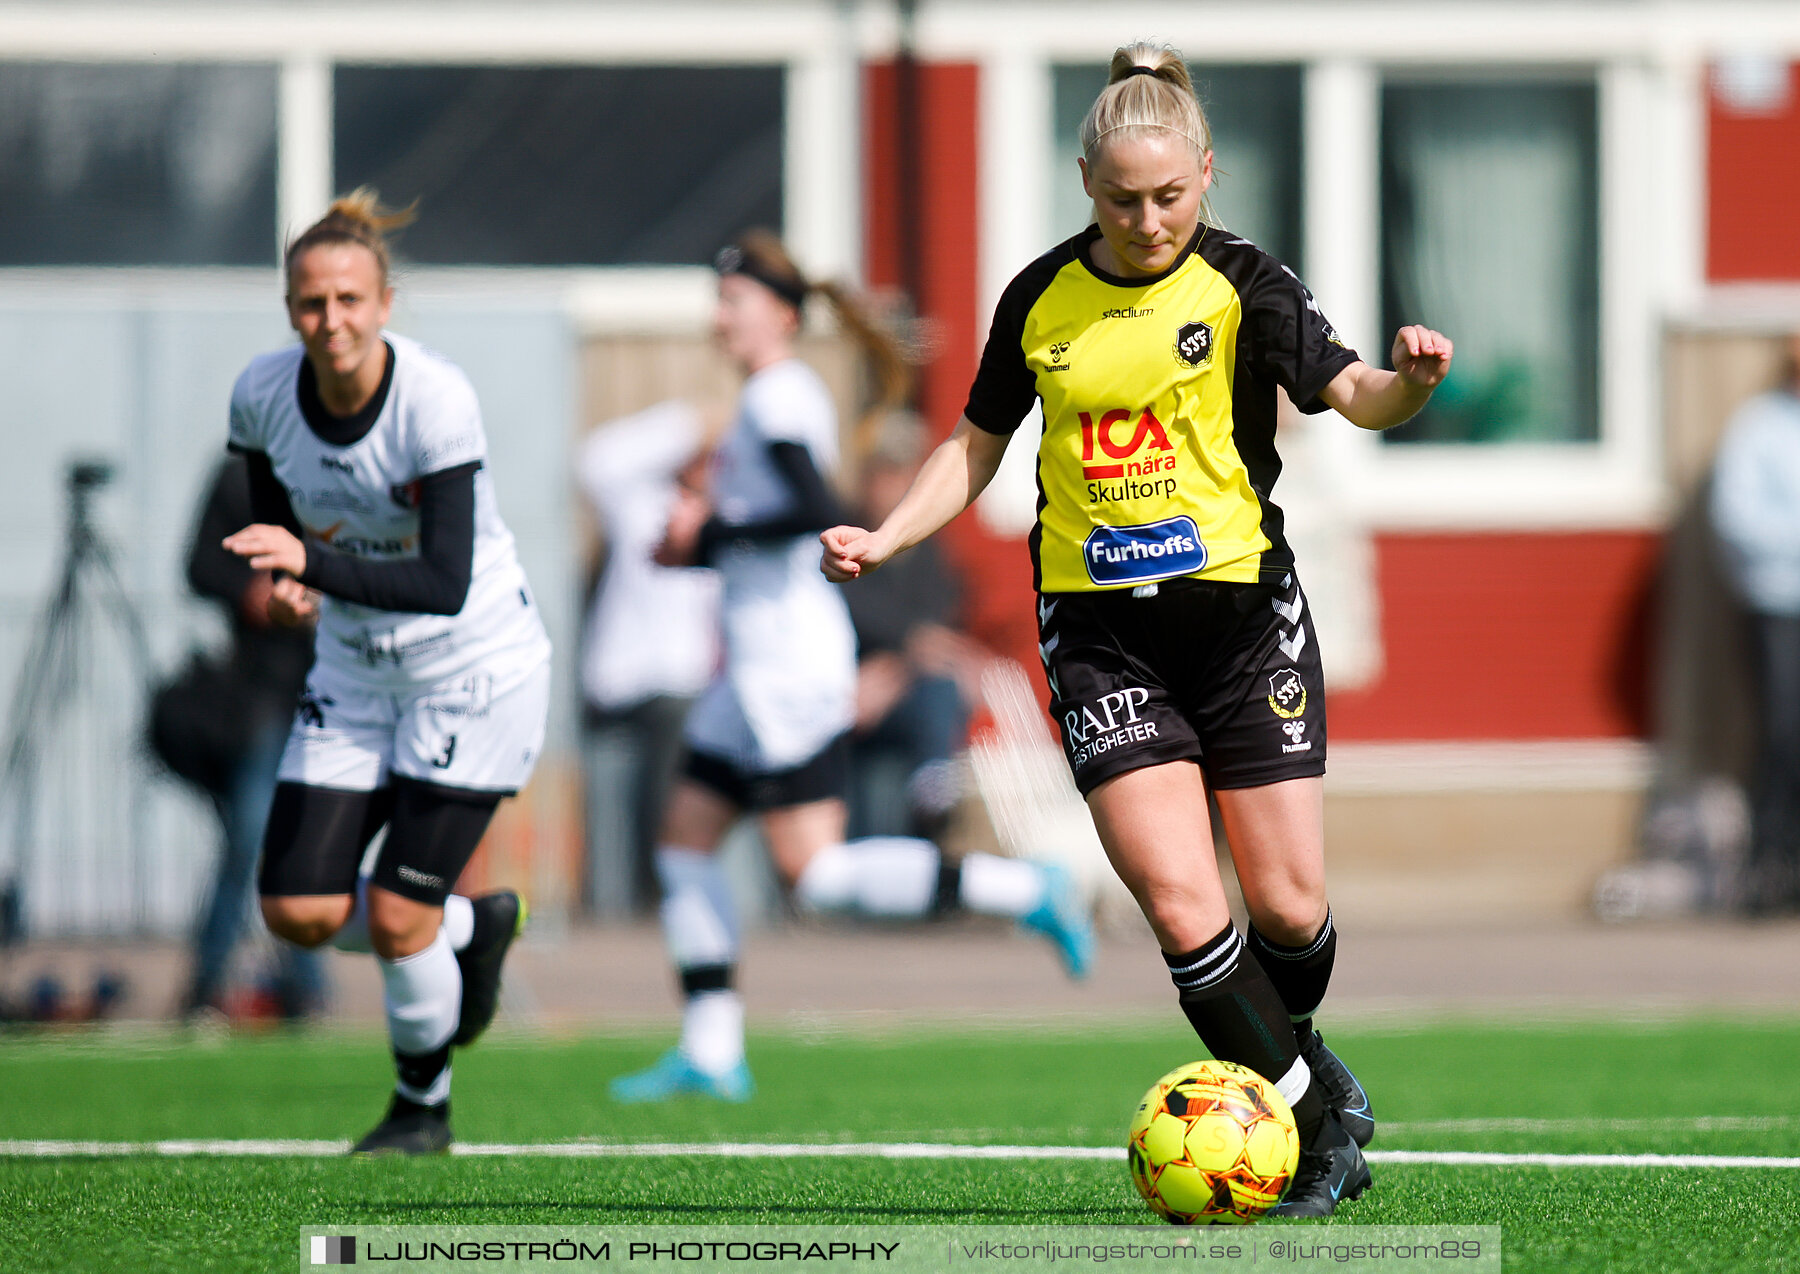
[821,416,1011,582]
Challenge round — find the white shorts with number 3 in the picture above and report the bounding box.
[277,655,551,795]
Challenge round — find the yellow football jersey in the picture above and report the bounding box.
[964,225,1356,593]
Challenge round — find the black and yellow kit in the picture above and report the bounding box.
[964,223,1357,594]
[965,225,1354,792]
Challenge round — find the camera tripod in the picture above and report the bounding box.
[0,460,155,949]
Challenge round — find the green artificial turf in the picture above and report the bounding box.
[1,1017,1797,1272]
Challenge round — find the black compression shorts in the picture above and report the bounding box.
[682,734,850,812]
[1037,572,1327,796]
[259,776,501,906]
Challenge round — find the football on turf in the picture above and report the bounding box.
[1127,1059,1300,1224]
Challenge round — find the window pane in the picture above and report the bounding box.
[334,66,784,266]
[1051,64,1304,271]
[0,63,277,265]
[1380,80,1599,444]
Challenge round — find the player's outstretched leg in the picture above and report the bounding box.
[1247,911,1373,1146]
[610,847,754,1104]
[453,889,527,1047]
[793,838,1094,978]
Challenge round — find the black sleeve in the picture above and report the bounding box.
[695,441,841,564]
[297,463,477,615]
[237,447,305,539]
[962,250,1064,435]
[187,457,261,607]
[1237,254,1360,415]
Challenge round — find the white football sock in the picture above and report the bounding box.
[655,846,740,966]
[378,929,460,1104]
[959,853,1047,917]
[442,894,475,951]
[793,837,939,917]
[680,989,745,1075]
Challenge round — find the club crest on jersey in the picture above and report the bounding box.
[1083,516,1206,586]
[1268,669,1307,720]
[1174,320,1215,369]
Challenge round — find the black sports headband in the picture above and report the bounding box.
[714,244,809,312]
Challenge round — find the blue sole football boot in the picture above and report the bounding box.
[1020,861,1094,980]
[609,1048,755,1104]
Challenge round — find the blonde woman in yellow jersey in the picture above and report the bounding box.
[823,42,1451,1217]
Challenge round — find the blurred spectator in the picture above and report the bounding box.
[158,455,324,1020]
[843,412,988,839]
[576,401,721,917]
[1708,332,1800,915]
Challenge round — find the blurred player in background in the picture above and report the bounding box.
[843,410,986,840]
[576,402,720,917]
[1710,330,1800,916]
[173,455,325,1023]
[610,231,1092,1105]
[222,190,551,1155]
[823,43,1452,1216]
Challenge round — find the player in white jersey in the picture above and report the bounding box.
[221,191,551,1155]
[609,231,1094,1105]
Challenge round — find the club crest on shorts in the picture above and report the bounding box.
[1174,320,1215,369]
[1268,669,1307,720]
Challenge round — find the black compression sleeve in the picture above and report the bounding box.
[696,440,842,564]
[187,459,260,606]
[298,463,477,615]
[240,449,305,540]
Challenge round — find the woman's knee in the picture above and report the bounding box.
[1243,884,1329,945]
[1131,879,1230,952]
[260,895,351,948]
[365,889,442,960]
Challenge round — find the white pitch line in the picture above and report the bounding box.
[1,1140,1799,1169]
[1370,1150,1800,1170]
[1384,1116,1798,1134]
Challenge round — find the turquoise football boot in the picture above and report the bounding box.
[609,1048,755,1104]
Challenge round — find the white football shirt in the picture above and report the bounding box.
[227,332,550,689]
[686,358,856,770]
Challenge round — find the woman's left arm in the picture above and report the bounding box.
[1318,325,1454,431]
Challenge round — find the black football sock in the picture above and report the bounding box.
[1163,923,1326,1142]
[679,962,735,998]
[393,1041,451,1110]
[1247,909,1337,1041]
[929,857,963,918]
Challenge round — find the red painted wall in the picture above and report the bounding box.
[1708,61,1800,281]
[864,60,1040,673]
[1328,531,1659,741]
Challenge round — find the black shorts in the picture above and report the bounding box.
[258,776,502,906]
[1038,572,1327,796]
[683,734,850,812]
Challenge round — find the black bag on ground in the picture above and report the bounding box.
[147,651,257,797]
